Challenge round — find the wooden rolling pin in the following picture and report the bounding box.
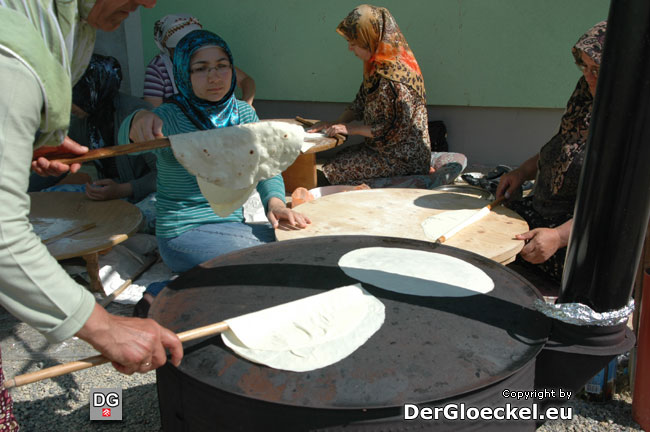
[435,196,505,244]
[47,137,170,165]
[3,321,229,389]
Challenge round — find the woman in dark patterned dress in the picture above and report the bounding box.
[496,21,607,282]
[309,4,432,185]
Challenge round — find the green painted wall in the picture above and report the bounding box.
[141,1,610,108]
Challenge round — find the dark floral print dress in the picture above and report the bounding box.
[323,77,431,185]
[509,74,595,283]
[507,20,605,283]
[322,5,433,185]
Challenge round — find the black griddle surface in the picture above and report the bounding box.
[151,236,550,409]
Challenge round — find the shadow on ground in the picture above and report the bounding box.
[13,382,161,431]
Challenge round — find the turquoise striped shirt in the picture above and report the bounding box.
[118,101,286,238]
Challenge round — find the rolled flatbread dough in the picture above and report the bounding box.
[197,178,257,218]
[221,284,385,372]
[169,121,305,216]
[420,209,480,241]
[338,247,494,297]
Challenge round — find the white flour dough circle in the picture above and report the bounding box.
[420,209,480,241]
[338,247,494,297]
[221,284,385,372]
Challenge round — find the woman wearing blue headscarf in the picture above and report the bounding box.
[121,30,309,281]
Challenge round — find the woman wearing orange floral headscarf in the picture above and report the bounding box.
[310,5,432,185]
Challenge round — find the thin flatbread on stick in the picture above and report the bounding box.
[169,121,305,216]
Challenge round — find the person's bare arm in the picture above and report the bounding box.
[235,67,256,106]
[516,219,573,264]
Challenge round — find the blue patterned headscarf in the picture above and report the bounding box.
[169,30,239,130]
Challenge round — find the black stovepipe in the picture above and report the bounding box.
[558,0,650,312]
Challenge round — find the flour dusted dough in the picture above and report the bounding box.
[221,284,385,372]
[420,209,479,241]
[169,121,305,216]
[197,178,256,218]
[338,247,494,297]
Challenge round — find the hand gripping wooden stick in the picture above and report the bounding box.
[435,196,505,244]
[3,321,229,389]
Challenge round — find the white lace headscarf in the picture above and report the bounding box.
[153,14,202,93]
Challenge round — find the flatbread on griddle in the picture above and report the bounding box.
[221,284,385,372]
[338,247,494,297]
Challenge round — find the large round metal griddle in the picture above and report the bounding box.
[276,189,528,264]
[29,192,142,259]
[151,235,550,410]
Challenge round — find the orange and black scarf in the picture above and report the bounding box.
[336,4,426,102]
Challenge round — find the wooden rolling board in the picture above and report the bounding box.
[29,192,142,260]
[276,188,528,264]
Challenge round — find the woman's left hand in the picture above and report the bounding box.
[515,228,562,264]
[266,197,311,229]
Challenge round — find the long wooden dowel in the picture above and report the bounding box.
[435,196,505,244]
[41,222,96,245]
[3,321,229,389]
[49,137,170,165]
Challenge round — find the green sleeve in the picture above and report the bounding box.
[0,54,95,343]
[257,175,286,211]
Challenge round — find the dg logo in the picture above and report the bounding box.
[90,388,122,421]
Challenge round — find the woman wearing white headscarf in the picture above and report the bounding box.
[0,1,183,427]
[143,14,256,107]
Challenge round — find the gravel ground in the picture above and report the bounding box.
[1,303,162,431]
[0,302,644,431]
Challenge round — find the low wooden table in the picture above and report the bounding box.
[29,192,143,293]
[276,188,528,264]
[267,119,345,192]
